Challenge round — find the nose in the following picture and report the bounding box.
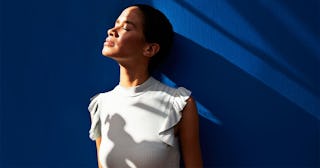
[108,27,119,38]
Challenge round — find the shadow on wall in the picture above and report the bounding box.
[172,0,320,122]
[174,0,320,96]
[158,33,319,167]
[225,0,320,92]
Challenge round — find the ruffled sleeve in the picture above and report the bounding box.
[88,94,101,141]
[158,87,191,146]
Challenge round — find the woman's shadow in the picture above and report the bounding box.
[105,113,173,168]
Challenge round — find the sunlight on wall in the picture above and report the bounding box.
[153,0,320,120]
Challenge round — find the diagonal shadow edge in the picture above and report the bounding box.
[153,72,222,125]
[174,0,318,96]
[259,0,320,61]
[173,0,320,120]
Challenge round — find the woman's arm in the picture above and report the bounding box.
[95,137,102,168]
[178,97,203,168]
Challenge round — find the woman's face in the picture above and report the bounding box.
[102,6,147,64]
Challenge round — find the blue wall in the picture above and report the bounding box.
[1,0,319,167]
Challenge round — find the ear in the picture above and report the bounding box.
[143,43,160,58]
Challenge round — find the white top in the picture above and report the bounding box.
[88,77,191,168]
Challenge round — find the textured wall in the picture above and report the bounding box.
[1,0,319,167]
[152,0,320,167]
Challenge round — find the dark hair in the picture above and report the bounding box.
[134,4,174,73]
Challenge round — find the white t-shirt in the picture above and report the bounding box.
[88,77,191,168]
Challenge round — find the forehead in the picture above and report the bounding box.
[118,6,143,23]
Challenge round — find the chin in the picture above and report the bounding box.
[102,51,121,61]
[101,50,109,56]
[102,49,113,57]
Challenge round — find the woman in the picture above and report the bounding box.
[89,4,202,168]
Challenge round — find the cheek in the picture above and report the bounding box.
[119,35,145,50]
[121,34,144,44]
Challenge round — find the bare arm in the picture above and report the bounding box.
[95,137,102,168]
[178,97,203,168]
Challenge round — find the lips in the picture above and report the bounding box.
[104,38,115,47]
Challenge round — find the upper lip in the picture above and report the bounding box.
[105,37,114,43]
[104,37,115,46]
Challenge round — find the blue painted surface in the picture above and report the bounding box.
[1,0,319,167]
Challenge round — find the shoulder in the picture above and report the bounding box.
[177,96,199,135]
[89,87,118,101]
[151,77,191,96]
[183,96,197,112]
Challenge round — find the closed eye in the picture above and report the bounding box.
[122,26,130,31]
[115,19,135,31]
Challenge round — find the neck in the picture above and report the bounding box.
[119,64,150,88]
